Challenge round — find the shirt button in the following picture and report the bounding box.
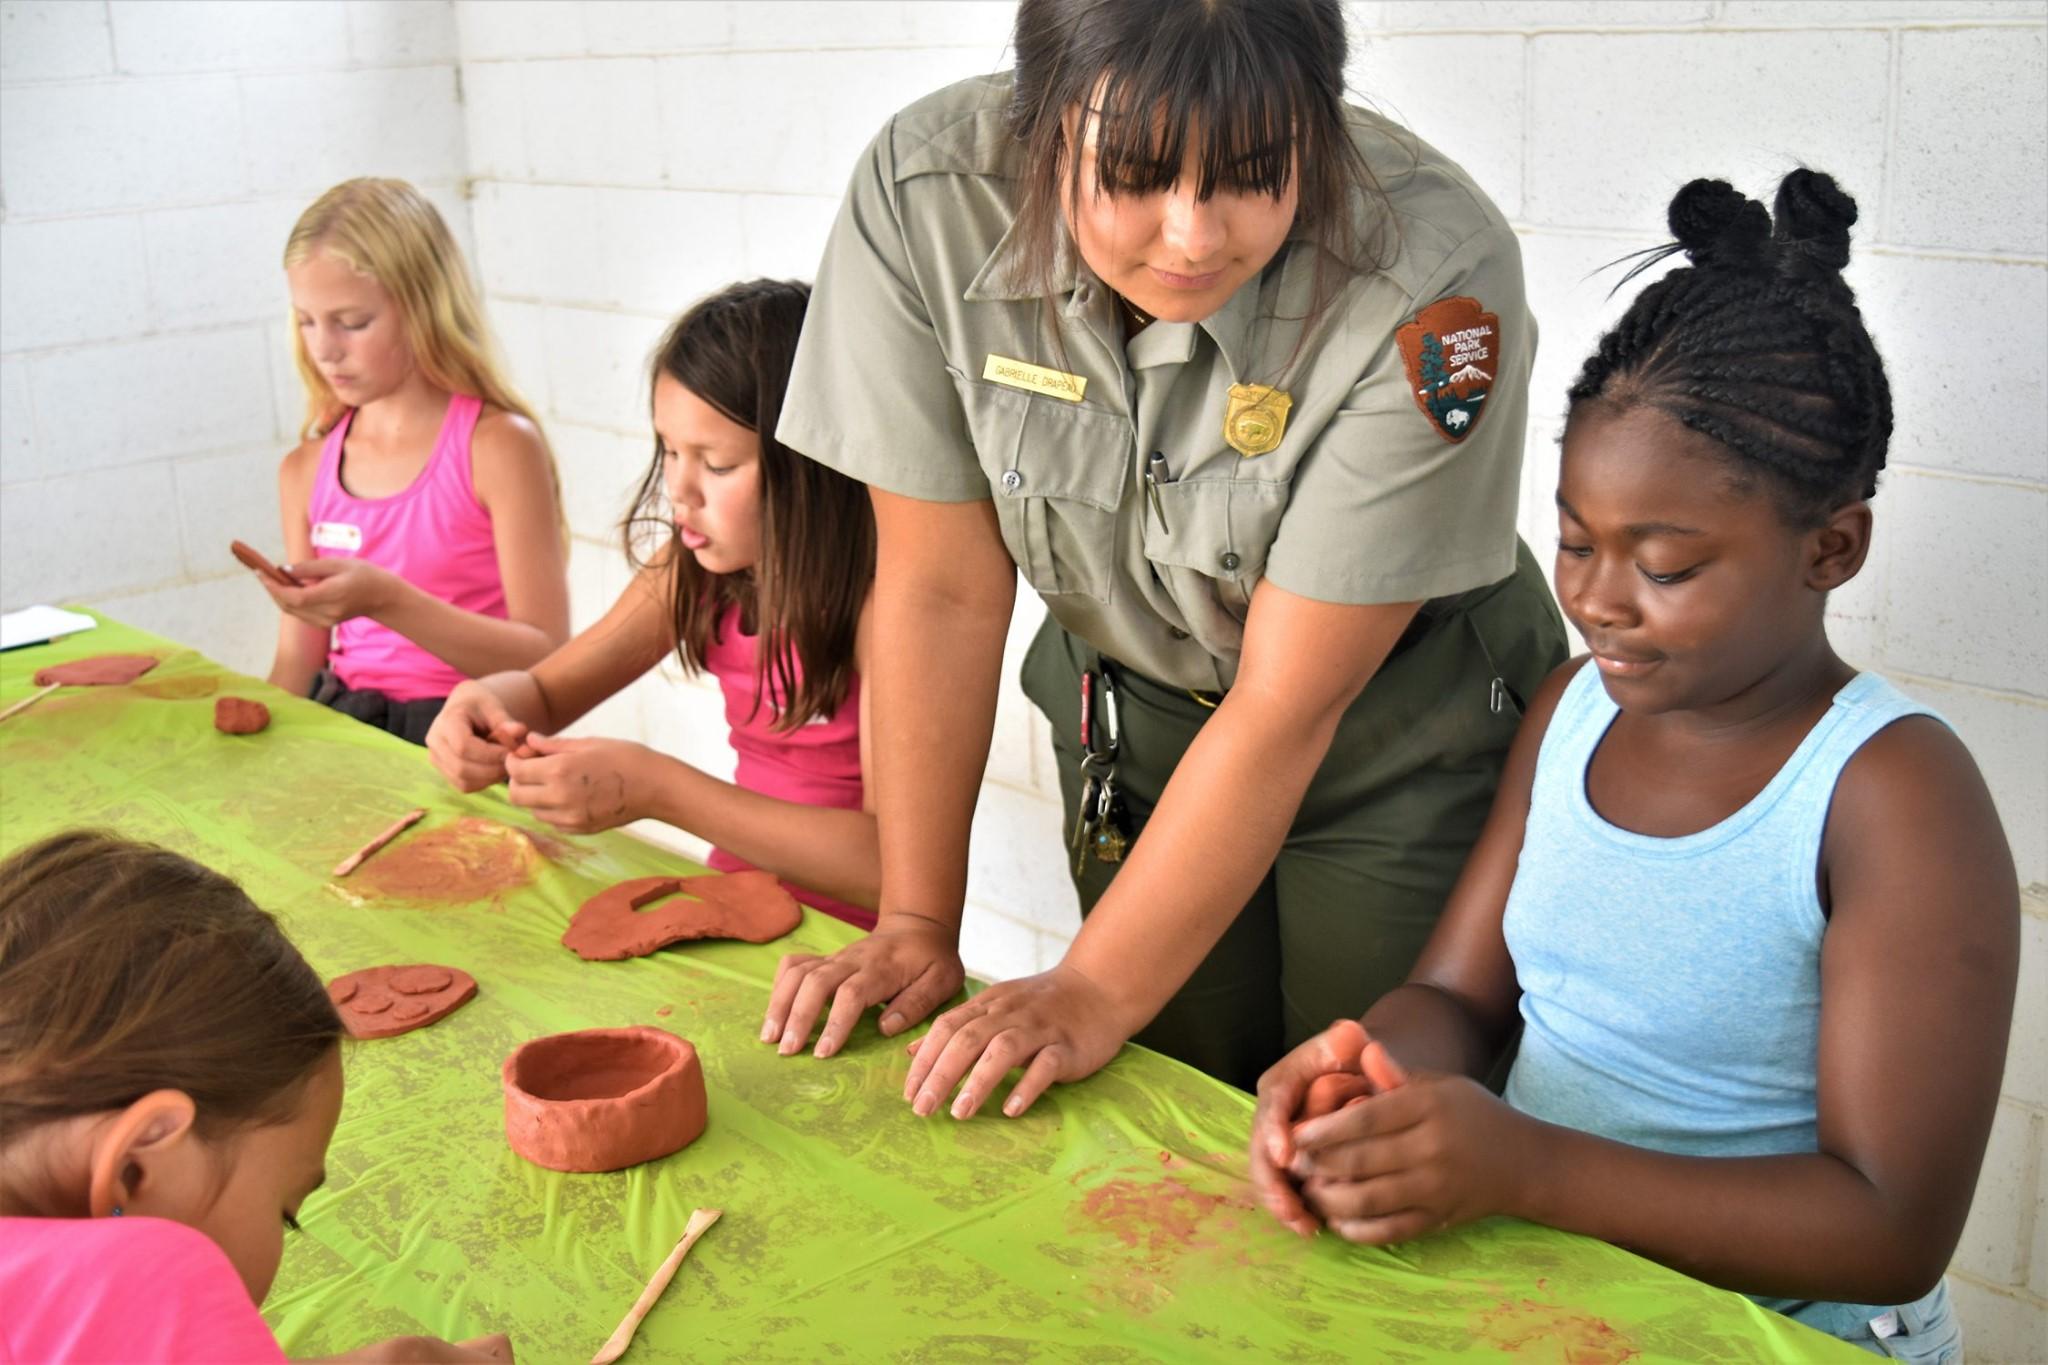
[1169,626,1190,640]
[1220,551,1241,573]
[1001,469,1023,494]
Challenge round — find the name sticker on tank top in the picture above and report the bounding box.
[982,355,1088,403]
[311,521,362,552]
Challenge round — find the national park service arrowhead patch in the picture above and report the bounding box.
[1396,296,1499,444]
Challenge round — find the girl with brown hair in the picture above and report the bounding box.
[0,830,508,1362]
[426,280,882,928]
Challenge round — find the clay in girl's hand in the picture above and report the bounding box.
[327,964,478,1039]
[214,697,271,734]
[230,539,303,588]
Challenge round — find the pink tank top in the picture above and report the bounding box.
[308,394,506,701]
[699,603,873,930]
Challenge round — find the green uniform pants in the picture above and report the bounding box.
[1021,541,1567,1093]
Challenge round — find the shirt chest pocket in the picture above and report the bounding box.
[949,371,1130,602]
[1143,473,1291,625]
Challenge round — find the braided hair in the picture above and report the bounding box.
[1568,171,1892,528]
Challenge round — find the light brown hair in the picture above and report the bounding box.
[623,280,874,731]
[0,831,341,1142]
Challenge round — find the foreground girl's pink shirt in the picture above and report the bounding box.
[0,1215,287,1363]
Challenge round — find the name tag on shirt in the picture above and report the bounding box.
[983,355,1087,403]
[311,521,362,552]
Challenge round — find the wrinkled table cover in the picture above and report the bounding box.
[0,615,1858,1362]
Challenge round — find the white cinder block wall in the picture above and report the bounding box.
[0,0,470,672]
[1,1,2042,1353]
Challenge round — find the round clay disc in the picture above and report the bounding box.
[325,964,478,1040]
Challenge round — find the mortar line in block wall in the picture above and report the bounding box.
[456,43,1016,66]
[0,57,463,92]
[1878,28,1903,243]
[0,181,473,230]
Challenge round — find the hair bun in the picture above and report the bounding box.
[1773,169,1858,273]
[1667,179,1771,268]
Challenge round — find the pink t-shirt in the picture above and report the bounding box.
[0,1215,286,1363]
[308,393,508,702]
[699,604,874,930]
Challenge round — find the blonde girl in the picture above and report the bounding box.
[259,178,569,744]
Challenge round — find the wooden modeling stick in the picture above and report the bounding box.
[332,807,427,878]
[590,1207,721,1364]
[0,683,59,724]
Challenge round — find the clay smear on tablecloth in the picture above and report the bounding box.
[327,964,477,1039]
[34,655,159,687]
[352,816,555,904]
[502,1026,706,1172]
[135,674,220,700]
[1472,1298,1640,1364]
[214,697,270,733]
[563,872,800,960]
[1065,1171,1262,1313]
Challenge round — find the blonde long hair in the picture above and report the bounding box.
[283,179,562,522]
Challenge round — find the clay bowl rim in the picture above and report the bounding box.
[501,1025,692,1108]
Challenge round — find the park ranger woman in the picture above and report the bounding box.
[762,0,1566,1110]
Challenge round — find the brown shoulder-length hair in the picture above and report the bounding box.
[623,280,874,731]
[1005,0,1397,356]
[0,831,342,1143]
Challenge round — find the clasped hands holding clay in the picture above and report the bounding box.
[427,684,656,834]
[1249,1018,1538,1245]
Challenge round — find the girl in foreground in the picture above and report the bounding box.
[0,830,509,1362]
[1252,173,2016,1363]
[261,178,569,744]
[426,281,880,928]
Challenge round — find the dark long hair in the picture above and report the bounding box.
[1569,171,1892,527]
[0,831,342,1141]
[623,280,874,730]
[1004,0,1396,360]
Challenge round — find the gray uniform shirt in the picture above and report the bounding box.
[780,74,1533,692]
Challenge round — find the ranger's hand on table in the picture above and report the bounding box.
[901,964,1136,1119]
[259,556,399,631]
[426,682,529,792]
[762,914,963,1059]
[504,735,651,834]
[307,1330,513,1362]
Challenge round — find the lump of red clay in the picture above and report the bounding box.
[563,871,801,962]
[214,696,271,734]
[327,964,477,1040]
[502,1026,706,1173]
[33,654,159,687]
[1298,1071,1373,1124]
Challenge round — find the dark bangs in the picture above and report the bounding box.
[1007,0,1393,359]
[1081,35,1305,204]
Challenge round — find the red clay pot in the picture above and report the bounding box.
[501,1026,706,1173]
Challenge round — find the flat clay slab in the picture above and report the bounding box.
[327,964,478,1040]
[214,696,270,734]
[563,871,801,962]
[33,654,160,687]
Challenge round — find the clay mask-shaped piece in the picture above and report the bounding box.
[326,964,478,1039]
[34,655,160,687]
[562,872,801,962]
[502,1027,707,1173]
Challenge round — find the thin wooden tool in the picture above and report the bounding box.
[590,1207,721,1364]
[331,807,427,877]
[0,682,60,724]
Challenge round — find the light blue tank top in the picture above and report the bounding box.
[1502,663,1950,1336]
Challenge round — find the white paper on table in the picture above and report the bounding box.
[0,605,98,651]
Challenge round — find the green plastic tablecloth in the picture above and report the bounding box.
[0,614,1860,1363]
